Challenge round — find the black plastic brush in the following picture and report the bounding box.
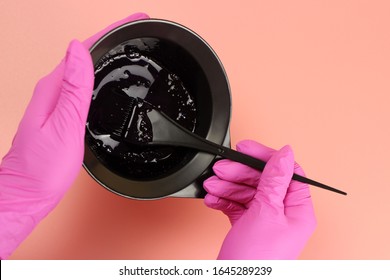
[110,89,347,196]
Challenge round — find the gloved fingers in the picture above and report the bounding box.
[213,160,261,187]
[203,176,256,205]
[204,194,246,224]
[82,12,150,49]
[47,40,94,130]
[212,140,276,187]
[254,145,295,213]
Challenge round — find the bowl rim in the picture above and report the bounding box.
[83,18,231,199]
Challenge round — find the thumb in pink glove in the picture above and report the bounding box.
[0,13,149,259]
[204,140,316,259]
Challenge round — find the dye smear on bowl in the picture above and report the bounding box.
[86,38,197,180]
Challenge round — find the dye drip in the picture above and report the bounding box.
[86,39,197,179]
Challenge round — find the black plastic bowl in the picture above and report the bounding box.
[83,19,231,199]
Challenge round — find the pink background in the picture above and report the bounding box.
[1,0,389,259]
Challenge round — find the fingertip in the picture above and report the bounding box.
[204,194,231,211]
[203,175,220,193]
[236,139,261,150]
[204,194,245,215]
[264,144,295,180]
[116,13,150,28]
[67,39,90,60]
[116,12,150,26]
[203,194,220,208]
[236,139,275,161]
[279,144,294,162]
[212,159,233,176]
[127,12,150,21]
[236,139,271,151]
[67,39,87,54]
[277,145,306,178]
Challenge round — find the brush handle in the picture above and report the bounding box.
[189,137,346,195]
[145,105,347,195]
[219,147,347,195]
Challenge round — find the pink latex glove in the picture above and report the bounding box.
[204,140,316,259]
[0,13,149,259]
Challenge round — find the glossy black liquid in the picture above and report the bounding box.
[86,39,197,180]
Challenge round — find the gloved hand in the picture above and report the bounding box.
[0,12,149,259]
[204,140,316,259]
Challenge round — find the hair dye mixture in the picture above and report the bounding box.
[86,39,197,179]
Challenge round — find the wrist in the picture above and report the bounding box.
[0,178,60,259]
